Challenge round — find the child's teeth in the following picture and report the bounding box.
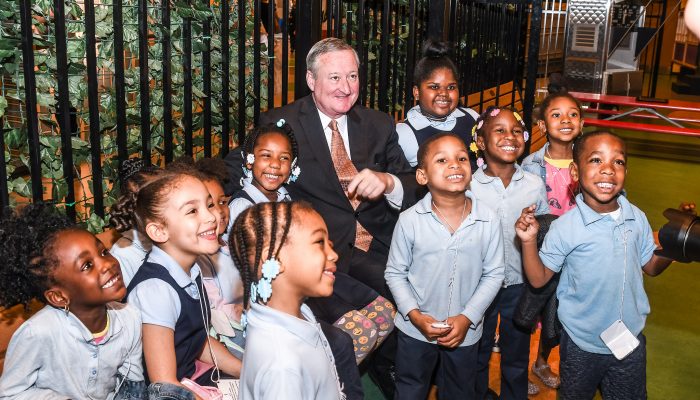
[597,182,613,189]
[102,275,119,289]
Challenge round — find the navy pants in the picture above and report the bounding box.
[476,284,531,400]
[394,330,478,400]
[559,331,646,400]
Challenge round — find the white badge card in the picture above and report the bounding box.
[599,319,640,360]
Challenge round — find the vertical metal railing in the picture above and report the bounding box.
[2,0,543,220]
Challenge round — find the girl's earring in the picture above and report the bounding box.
[63,302,70,315]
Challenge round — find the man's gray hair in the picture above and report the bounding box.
[306,38,360,77]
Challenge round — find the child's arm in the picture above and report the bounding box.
[439,219,506,348]
[141,324,180,384]
[642,202,696,276]
[515,206,555,287]
[197,337,242,377]
[0,323,69,400]
[385,218,451,341]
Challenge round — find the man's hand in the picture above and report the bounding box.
[515,205,540,244]
[347,169,395,201]
[407,310,451,342]
[436,315,471,348]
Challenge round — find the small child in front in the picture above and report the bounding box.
[385,133,505,399]
[515,131,694,399]
[230,201,345,399]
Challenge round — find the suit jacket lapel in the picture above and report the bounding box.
[348,106,368,171]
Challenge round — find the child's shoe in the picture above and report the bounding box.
[532,363,560,388]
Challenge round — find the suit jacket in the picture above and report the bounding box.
[225,95,417,272]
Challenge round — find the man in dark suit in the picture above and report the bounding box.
[225,37,415,397]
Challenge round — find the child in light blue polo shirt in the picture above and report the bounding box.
[469,107,549,400]
[516,131,694,399]
[386,133,504,399]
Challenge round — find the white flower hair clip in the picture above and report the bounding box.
[246,153,255,165]
[276,118,286,128]
[287,158,301,183]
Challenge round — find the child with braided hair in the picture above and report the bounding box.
[228,120,395,367]
[230,201,345,399]
[0,203,145,399]
[124,170,242,398]
[469,106,550,399]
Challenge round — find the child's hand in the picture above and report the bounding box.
[515,205,539,244]
[679,202,697,216]
[408,310,452,341]
[436,315,471,348]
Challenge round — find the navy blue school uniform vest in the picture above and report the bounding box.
[127,261,210,382]
[404,107,479,172]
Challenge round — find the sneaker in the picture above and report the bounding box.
[528,380,540,396]
[532,363,560,389]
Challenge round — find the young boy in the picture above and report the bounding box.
[469,107,550,400]
[385,132,505,399]
[515,131,693,399]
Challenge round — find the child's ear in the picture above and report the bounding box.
[145,221,169,244]
[246,163,253,171]
[412,85,420,101]
[570,162,579,182]
[415,168,428,186]
[44,287,70,310]
[537,119,546,134]
[476,135,486,151]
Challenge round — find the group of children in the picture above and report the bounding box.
[0,40,695,400]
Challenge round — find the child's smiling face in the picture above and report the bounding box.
[278,209,338,299]
[571,133,627,213]
[413,67,459,119]
[416,135,471,195]
[50,229,126,309]
[477,110,525,166]
[248,132,293,201]
[540,96,583,144]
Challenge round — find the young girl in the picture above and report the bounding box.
[522,89,584,216]
[468,106,550,400]
[109,158,160,286]
[520,88,583,391]
[516,131,695,399]
[229,121,394,366]
[0,204,144,399]
[194,157,245,359]
[396,40,479,171]
[385,133,504,399]
[230,201,345,399]
[125,170,241,396]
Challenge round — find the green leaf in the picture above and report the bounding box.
[0,95,6,118]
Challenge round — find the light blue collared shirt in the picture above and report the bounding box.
[226,177,292,238]
[385,191,505,346]
[0,303,143,400]
[241,303,343,400]
[127,246,203,330]
[469,164,549,286]
[540,194,656,354]
[396,105,479,167]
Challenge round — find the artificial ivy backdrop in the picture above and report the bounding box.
[0,0,268,231]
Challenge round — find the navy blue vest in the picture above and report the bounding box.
[404,107,479,172]
[127,261,210,382]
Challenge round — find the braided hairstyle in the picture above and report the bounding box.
[229,201,313,308]
[413,40,459,88]
[242,121,299,169]
[111,159,162,232]
[0,203,74,308]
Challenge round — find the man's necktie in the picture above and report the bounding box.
[329,119,373,252]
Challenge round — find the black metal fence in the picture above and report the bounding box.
[0,0,542,227]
